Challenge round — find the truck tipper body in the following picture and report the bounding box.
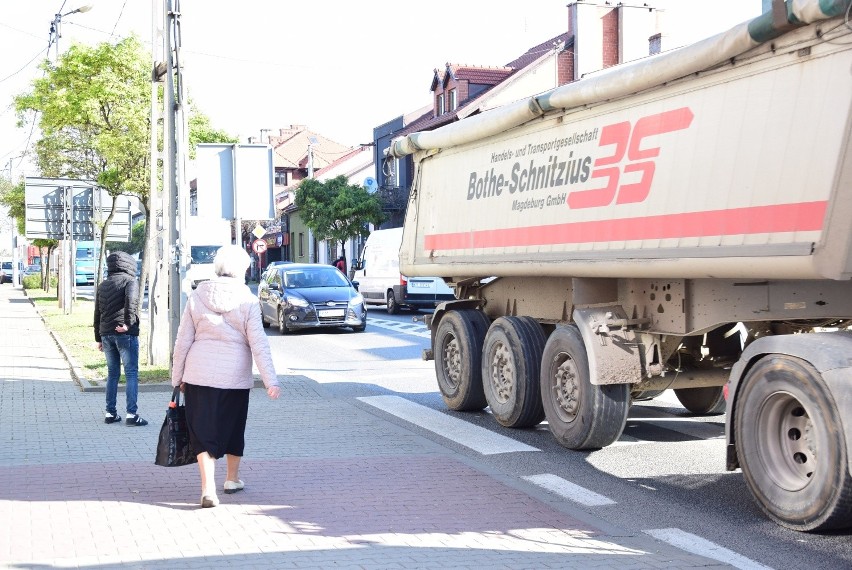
[388,0,852,531]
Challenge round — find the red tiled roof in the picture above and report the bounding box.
[448,65,514,85]
[505,33,571,69]
[398,33,573,139]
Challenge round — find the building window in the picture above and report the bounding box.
[274,169,288,186]
[298,233,304,257]
[449,88,457,111]
[437,93,445,115]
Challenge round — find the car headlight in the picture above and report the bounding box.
[349,293,364,307]
[285,295,310,307]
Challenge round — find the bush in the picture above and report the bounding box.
[22,273,58,290]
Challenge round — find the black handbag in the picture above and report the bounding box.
[154,387,197,467]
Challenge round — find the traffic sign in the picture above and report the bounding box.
[252,239,267,254]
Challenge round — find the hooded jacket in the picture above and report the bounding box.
[171,276,279,390]
[94,251,140,342]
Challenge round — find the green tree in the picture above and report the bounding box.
[188,110,238,157]
[0,179,57,291]
[107,219,145,256]
[294,175,385,265]
[14,36,235,303]
[15,36,151,292]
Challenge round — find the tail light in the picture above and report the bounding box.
[399,275,408,287]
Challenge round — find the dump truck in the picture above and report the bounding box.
[387,1,852,531]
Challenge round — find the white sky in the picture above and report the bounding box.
[0,0,763,250]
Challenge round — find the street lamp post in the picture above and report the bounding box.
[306,136,318,263]
[46,3,93,312]
[50,4,94,59]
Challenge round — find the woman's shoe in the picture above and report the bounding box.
[223,479,245,494]
[200,494,219,508]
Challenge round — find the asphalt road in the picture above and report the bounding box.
[72,283,852,567]
[264,304,852,570]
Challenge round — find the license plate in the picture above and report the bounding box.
[409,281,430,288]
[318,309,345,317]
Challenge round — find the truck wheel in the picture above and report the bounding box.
[631,389,665,402]
[260,304,270,328]
[386,290,400,315]
[540,325,629,450]
[734,355,852,531]
[277,308,291,335]
[434,309,490,411]
[481,316,546,428]
[674,386,726,415]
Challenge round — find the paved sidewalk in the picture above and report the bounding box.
[0,283,730,569]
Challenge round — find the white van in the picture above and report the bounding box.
[351,227,455,314]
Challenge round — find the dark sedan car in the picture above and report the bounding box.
[258,263,366,334]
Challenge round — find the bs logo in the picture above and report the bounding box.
[568,107,694,209]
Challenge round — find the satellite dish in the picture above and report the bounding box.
[363,177,378,192]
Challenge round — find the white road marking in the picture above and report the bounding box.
[522,474,616,506]
[644,528,774,570]
[358,395,539,455]
[368,318,431,338]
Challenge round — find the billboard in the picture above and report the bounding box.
[24,177,132,242]
[195,144,275,220]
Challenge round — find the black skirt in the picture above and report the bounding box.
[184,383,250,459]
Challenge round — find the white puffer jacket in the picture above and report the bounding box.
[171,276,279,390]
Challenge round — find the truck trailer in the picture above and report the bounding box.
[387,0,852,531]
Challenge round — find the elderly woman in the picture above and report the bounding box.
[171,245,281,508]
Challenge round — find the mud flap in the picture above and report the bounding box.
[573,306,643,386]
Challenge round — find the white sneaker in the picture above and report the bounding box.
[223,479,244,494]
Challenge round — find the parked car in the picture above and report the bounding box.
[351,227,455,314]
[0,260,13,284]
[255,260,292,288]
[21,264,41,279]
[257,263,366,334]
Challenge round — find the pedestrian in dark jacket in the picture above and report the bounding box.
[94,251,147,426]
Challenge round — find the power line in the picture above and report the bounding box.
[0,47,50,85]
[110,0,129,38]
[0,21,46,41]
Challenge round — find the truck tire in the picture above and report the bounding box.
[481,316,546,428]
[631,389,665,402]
[540,325,629,450]
[734,355,852,531]
[434,309,490,411]
[386,290,400,315]
[674,386,726,415]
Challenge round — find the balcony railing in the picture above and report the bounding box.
[377,186,408,212]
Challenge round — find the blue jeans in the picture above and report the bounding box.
[102,334,140,415]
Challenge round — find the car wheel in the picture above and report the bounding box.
[277,308,290,335]
[260,304,270,328]
[387,290,399,315]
